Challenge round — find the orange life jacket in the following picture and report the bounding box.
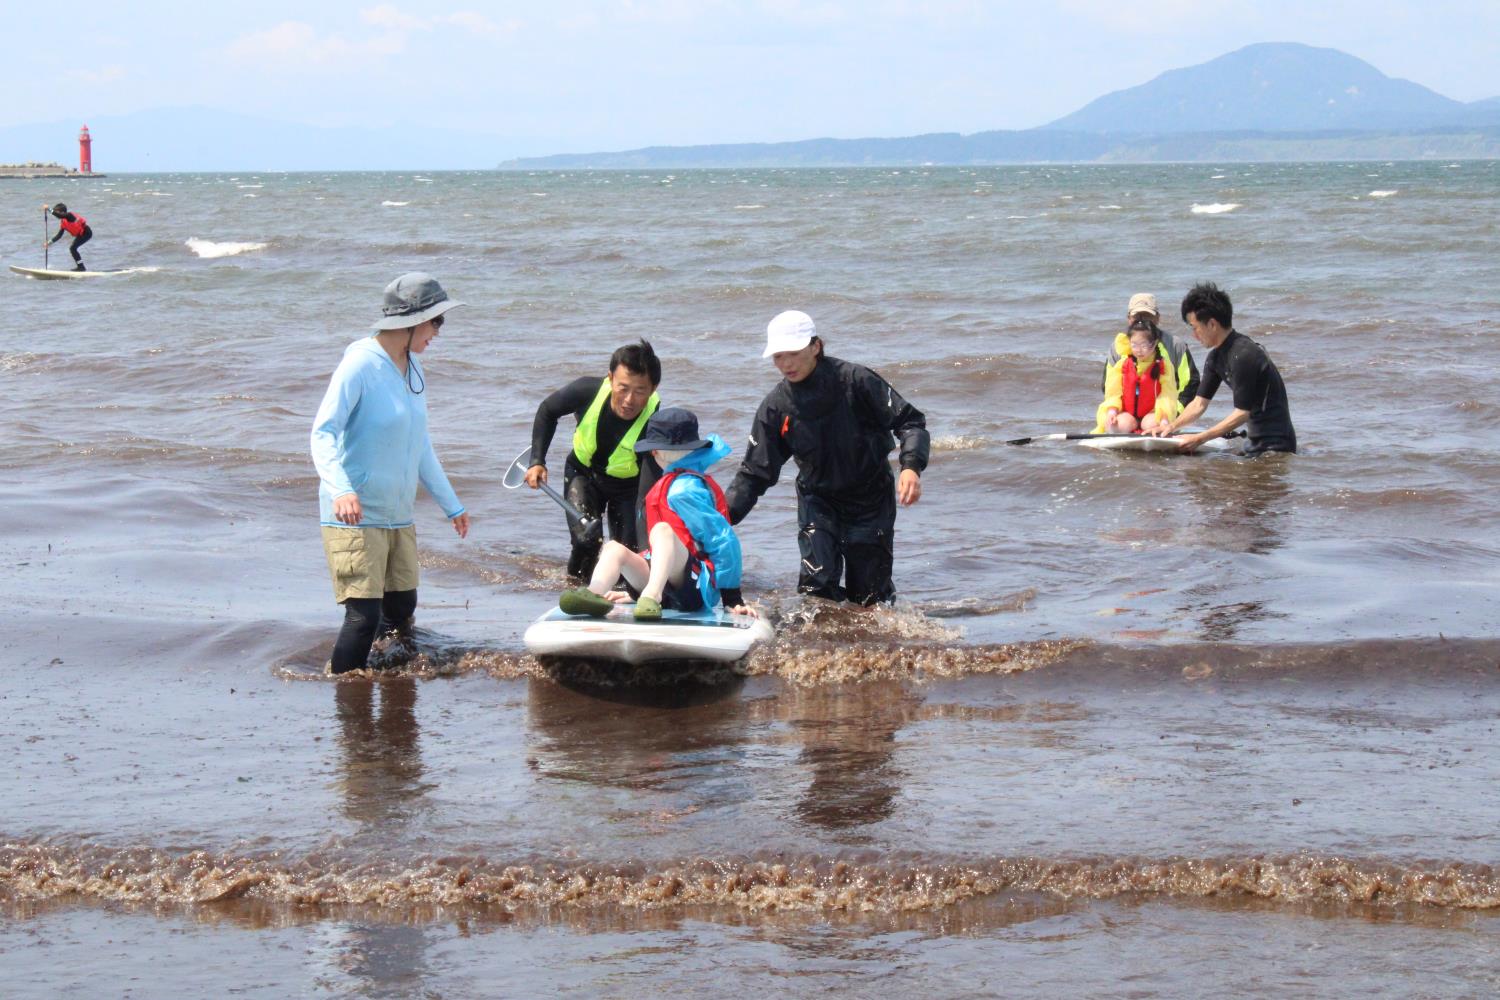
[1120,355,1164,420]
[58,213,87,237]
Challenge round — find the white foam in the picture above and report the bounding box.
[381,200,410,207]
[186,238,268,259]
[1368,189,1398,198]
[1211,174,1226,179]
[1191,202,1241,215]
[734,204,764,210]
[237,184,263,189]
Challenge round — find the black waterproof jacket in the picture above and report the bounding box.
[725,356,929,524]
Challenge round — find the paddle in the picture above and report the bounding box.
[502,446,603,540]
[1006,430,1248,445]
[42,204,49,270]
[1006,432,1142,446]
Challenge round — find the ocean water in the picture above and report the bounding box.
[3,164,1499,996]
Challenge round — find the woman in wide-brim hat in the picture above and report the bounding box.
[310,272,472,674]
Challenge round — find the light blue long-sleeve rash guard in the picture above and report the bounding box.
[311,337,465,529]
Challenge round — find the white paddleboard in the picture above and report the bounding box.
[1077,434,1232,453]
[525,603,773,665]
[9,265,146,280]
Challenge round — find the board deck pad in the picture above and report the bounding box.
[524,603,774,665]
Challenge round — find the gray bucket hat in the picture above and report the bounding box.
[373,272,465,331]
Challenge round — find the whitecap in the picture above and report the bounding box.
[382,200,410,207]
[1368,190,1398,198]
[186,238,268,259]
[734,204,764,210]
[1211,174,1226,179]
[1099,204,1122,210]
[531,192,548,197]
[237,184,263,189]
[243,193,257,198]
[1191,202,1241,215]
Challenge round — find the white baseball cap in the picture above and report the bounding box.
[763,310,816,358]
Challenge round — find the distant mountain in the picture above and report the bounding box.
[504,42,1500,169]
[0,107,529,172]
[1042,42,1464,133]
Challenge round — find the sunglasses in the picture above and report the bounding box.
[430,314,444,330]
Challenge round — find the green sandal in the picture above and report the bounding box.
[633,595,662,620]
[559,586,613,617]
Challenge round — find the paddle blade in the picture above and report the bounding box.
[502,446,533,488]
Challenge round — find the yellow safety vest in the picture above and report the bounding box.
[572,378,660,478]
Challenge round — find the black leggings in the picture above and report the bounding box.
[330,589,417,674]
[68,227,92,263]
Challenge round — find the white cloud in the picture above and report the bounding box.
[225,8,515,73]
[225,21,409,70]
[445,11,520,37]
[1057,0,1229,32]
[69,65,128,85]
[361,4,432,32]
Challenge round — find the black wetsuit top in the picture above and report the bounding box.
[726,355,930,524]
[530,376,641,482]
[1199,330,1297,455]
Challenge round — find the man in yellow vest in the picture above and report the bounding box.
[525,340,662,579]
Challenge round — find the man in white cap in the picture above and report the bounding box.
[725,310,929,605]
[1103,292,1199,406]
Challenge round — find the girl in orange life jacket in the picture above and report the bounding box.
[47,203,93,271]
[1095,317,1182,434]
[558,407,758,622]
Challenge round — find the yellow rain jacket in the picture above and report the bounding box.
[1094,332,1181,433]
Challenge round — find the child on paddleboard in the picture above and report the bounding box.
[1094,316,1182,434]
[46,203,92,271]
[558,407,757,621]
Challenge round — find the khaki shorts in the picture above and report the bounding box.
[321,525,419,603]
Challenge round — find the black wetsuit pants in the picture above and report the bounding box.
[67,226,92,264]
[796,480,897,605]
[563,455,641,580]
[331,589,417,674]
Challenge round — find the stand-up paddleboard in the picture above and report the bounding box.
[9,265,146,280]
[525,603,773,665]
[1076,434,1232,453]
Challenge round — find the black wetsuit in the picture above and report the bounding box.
[726,355,929,605]
[530,376,658,578]
[49,213,92,266]
[1199,330,1297,456]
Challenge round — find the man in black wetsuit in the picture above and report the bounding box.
[726,310,929,605]
[525,340,662,579]
[1153,282,1297,456]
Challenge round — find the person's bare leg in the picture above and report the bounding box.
[589,540,649,595]
[640,521,689,602]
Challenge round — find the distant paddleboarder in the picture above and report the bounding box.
[46,203,92,271]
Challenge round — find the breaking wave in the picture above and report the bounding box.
[186,238,268,259]
[1191,203,1242,215]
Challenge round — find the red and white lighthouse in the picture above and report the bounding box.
[78,125,93,174]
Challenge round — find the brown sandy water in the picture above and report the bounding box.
[4,165,1500,994]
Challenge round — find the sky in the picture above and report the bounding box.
[6,1,1499,156]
